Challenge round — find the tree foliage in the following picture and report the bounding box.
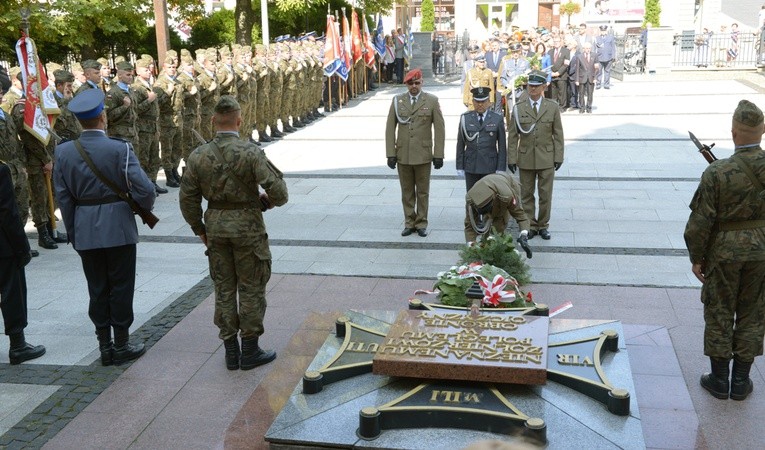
[560,1,582,26]
[420,0,435,32]
[191,9,237,50]
[643,0,661,28]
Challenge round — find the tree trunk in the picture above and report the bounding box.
[235,0,254,45]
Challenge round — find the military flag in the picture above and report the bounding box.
[374,14,385,57]
[341,10,352,71]
[323,15,344,77]
[351,9,363,63]
[362,13,376,68]
[15,32,60,145]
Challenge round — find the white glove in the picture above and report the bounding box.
[456,170,465,178]
[519,230,528,237]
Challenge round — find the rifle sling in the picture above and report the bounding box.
[73,139,132,206]
[715,155,765,232]
[208,140,261,202]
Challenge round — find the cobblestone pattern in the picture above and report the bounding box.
[0,277,214,449]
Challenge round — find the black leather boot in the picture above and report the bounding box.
[112,328,145,366]
[46,222,68,243]
[154,182,168,194]
[8,332,46,365]
[31,249,39,257]
[240,336,276,370]
[223,337,240,370]
[269,125,283,138]
[164,169,179,188]
[96,328,113,366]
[292,118,305,128]
[302,114,314,123]
[700,357,730,399]
[172,167,182,184]
[258,131,272,143]
[314,108,324,117]
[730,359,754,400]
[282,124,296,133]
[37,224,58,249]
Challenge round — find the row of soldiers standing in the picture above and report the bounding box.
[0,39,326,253]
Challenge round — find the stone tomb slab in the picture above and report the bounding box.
[372,310,549,385]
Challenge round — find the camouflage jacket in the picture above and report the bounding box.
[177,71,200,118]
[179,133,288,258]
[0,110,25,169]
[154,72,183,128]
[215,64,238,98]
[684,145,765,264]
[105,83,138,137]
[11,101,51,172]
[1,87,22,114]
[53,93,83,142]
[196,68,219,117]
[131,77,159,133]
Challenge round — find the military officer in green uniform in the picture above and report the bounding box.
[506,69,564,241]
[684,100,765,401]
[155,55,183,187]
[105,60,139,146]
[179,96,288,371]
[385,68,445,237]
[52,70,82,143]
[462,54,494,110]
[74,60,102,96]
[132,58,167,194]
[195,49,219,141]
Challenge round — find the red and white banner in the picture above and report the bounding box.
[351,10,363,63]
[361,12,377,69]
[15,33,59,145]
[341,12,352,71]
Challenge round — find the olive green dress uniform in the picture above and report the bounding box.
[178,125,289,341]
[0,106,29,226]
[154,62,184,176]
[684,148,765,362]
[385,91,446,230]
[131,61,160,181]
[506,91,564,234]
[463,65,495,110]
[466,172,530,242]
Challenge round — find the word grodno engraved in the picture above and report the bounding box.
[372,310,549,385]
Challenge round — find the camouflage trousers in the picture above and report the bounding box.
[702,260,765,362]
[137,130,160,182]
[208,235,271,340]
[27,170,50,227]
[281,88,295,124]
[159,125,179,170]
[199,114,213,141]
[9,164,30,226]
[181,116,201,162]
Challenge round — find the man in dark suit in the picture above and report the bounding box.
[457,87,507,241]
[53,89,156,366]
[595,25,616,89]
[1,161,46,365]
[575,42,598,113]
[548,36,571,112]
[506,70,565,240]
[485,39,506,112]
[385,68,445,237]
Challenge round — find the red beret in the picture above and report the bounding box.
[403,68,422,83]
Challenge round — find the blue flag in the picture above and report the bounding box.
[374,15,385,57]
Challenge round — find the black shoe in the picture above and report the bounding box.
[164,169,179,188]
[604,86,610,89]
[154,182,168,194]
[47,222,68,243]
[8,333,45,365]
[401,227,416,236]
[31,249,39,257]
[701,357,730,399]
[292,119,305,128]
[96,328,113,366]
[172,167,182,183]
[730,360,754,400]
[240,337,276,370]
[579,109,585,114]
[282,124,296,133]
[538,229,551,240]
[416,228,428,237]
[586,108,592,113]
[223,337,240,370]
[527,230,538,239]
[112,329,145,366]
[258,132,272,143]
[314,109,324,117]
[37,225,58,249]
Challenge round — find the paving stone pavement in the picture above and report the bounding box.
[1,72,765,449]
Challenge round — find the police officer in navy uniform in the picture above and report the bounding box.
[53,89,156,366]
[595,25,616,89]
[456,86,507,241]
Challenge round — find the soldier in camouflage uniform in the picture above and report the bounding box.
[232,45,253,141]
[684,99,765,401]
[245,47,258,142]
[216,46,238,99]
[179,95,288,371]
[0,79,31,235]
[178,53,201,169]
[195,49,219,141]
[253,44,272,143]
[267,48,285,138]
[280,46,298,133]
[105,61,139,146]
[154,56,183,188]
[98,57,112,91]
[74,60,103,96]
[52,70,82,143]
[1,67,23,114]
[132,58,167,194]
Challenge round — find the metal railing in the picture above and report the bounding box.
[672,31,759,68]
